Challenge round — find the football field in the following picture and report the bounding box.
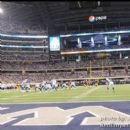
[0,84,130,104]
[1,84,130,130]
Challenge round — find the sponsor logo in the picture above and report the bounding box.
[89,16,95,22]
[89,16,107,22]
[1,106,130,126]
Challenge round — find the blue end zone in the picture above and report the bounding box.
[0,101,130,130]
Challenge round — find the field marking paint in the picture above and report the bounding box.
[1,106,130,126]
[69,87,100,101]
[0,107,9,110]
[81,105,130,125]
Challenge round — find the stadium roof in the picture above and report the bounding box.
[1,1,130,33]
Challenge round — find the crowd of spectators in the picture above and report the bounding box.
[1,59,130,71]
[1,69,130,83]
[0,19,130,35]
[1,34,49,61]
[1,53,49,61]
[0,19,47,35]
[1,23,130,83]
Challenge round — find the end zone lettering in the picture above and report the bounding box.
[0,106,130,126]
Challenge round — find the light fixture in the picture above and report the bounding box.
[97,1,101,6]
[0,7,3,14]
[77,1,81,8]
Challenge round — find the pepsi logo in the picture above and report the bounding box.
[89,16,95,22]
[88,15,107,22]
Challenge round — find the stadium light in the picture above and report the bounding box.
[118,35,122,45]
[91,37,95,47]
[105,35,108,46]
[77,1,81,8]
[124,56,128,59]
[0,7,3,14]
[97,1,101,6]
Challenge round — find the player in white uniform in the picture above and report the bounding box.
[51,79,58,90]
[70,81,76,88]
[106,78,115,93]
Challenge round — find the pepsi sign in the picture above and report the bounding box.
[89,15,107,22]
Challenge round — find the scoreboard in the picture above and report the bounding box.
[49,36,60,51]
[49,36,61,61]
[48,30,130,59]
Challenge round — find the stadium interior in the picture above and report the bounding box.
[1,2,130,130]
[0,1,130,96]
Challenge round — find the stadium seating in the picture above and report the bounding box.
[1,24,130,84]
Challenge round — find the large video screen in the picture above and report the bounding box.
[61,33,130,50]
[49,36,60,51]
[81,34,118,47]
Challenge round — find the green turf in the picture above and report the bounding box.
[0,84,130,103]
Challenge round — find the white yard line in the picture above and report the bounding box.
[68,87,100,101]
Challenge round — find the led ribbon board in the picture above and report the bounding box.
[61,48,130,55]
[0,44,48,49]
[60,30,130,38]
[0,33,48,39]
